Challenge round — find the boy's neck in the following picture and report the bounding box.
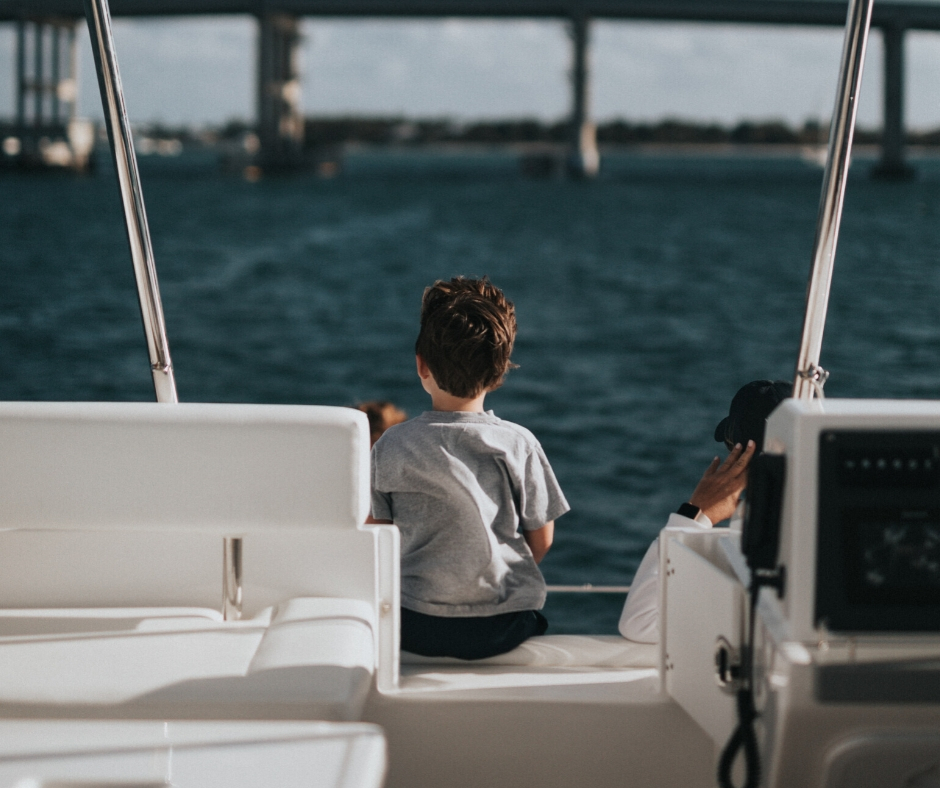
[417,354,488,413]
[429,390,487,413]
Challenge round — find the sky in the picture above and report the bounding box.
[2,16,940,129]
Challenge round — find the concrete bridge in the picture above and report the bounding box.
[2,0,939,176]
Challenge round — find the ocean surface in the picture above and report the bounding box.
[4,148,940,633]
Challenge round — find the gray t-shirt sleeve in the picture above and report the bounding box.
[518,442,570,531]
[370,447,394,520]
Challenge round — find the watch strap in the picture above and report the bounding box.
[676,502,701,519]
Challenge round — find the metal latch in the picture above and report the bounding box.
[714,636,743,693]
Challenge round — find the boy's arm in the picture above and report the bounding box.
[523,521,554,564]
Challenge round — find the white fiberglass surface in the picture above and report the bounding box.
[0,625,265,704]
[0,721,385,788]
[0,609,227,638]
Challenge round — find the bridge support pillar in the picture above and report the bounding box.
[5,17,91,170]
[566,15,599,179]
[873,24,914,180]
[257,12,304,172]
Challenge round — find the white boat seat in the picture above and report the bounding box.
[0,402,402,695]
[400,635,657,668]
[394,634,661,702]
[392,636,660,701]
[0,598,376,721]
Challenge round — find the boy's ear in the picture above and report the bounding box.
[416,354,431,380]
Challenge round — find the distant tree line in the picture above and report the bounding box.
[136,116,940,148]
[293,117,940,148]
[298,117,839,147]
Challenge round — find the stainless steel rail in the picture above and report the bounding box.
[546,584,631,593]
[84,0,178,403]
[793,0,874,400]
[223,537,243,621]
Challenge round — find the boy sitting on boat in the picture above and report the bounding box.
[619,379,790,643]
[368,276,569,660]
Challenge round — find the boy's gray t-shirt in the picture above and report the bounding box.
[371,410,570,617]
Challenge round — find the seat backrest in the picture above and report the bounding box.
[0,402,370,532]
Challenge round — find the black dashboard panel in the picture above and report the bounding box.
[816,431,940,632]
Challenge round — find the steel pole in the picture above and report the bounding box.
[15,20,25,130]
[51,25,60,123]
[84,0,178,403]
[793,0,874,400]
[872,23,913,179]
[33,23,43,125]
[566,15,598,178]
[223,537,243,621]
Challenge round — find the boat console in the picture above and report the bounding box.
[775,402,940,636]
[662,399,940,788]
[758,399,940,788]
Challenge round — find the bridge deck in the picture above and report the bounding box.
[2,0,940,31]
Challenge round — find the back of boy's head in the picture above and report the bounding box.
[415,276,517,399]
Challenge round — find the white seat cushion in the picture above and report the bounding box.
[251,598,375,673]
[0,614,264,705]
[400,635,658,668]
[0,598,376,721]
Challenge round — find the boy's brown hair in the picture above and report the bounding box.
[415,276,517,399]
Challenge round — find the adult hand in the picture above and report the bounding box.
[688,440,756,524]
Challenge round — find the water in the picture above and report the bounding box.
[4,149,940,633]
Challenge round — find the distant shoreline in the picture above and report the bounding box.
[297,117,940,149]
[7,115,939,153]
[336,141,940,161]
[11,115,939,173]
[109,117,940,152]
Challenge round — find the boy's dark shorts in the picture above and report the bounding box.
[401,607,548,660]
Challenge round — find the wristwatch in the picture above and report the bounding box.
[676,502,701,520]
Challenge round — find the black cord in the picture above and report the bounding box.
[717,583,762,788]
